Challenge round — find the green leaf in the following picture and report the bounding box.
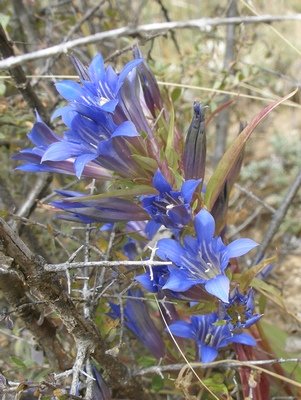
[236,256,275,291]
[204,89,298,210]
[131,154,157,173]
[251,278,285,309]
[0,14,10,30]
[0,81,6,96]
[10,356,27,369]
[151,375,164,392]
[165,103,176,169]
[171,87,182,103]
[203,373,228,395]
[137,355,156,367]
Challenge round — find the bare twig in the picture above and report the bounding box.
[135,358,301,375]
[213,0,237,166]
[45,260,171,272]
[10,175,52,232]
[254,168,301,264]
[0,24,49,122]
[235,183,276,213]
[34,0,105,83]
[1,15,301,70]
[0,217,150,399]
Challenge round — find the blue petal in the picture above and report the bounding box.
[51,106,76,127]
[163,267,201,292]
[135,273,157,293]
[153,170,172,193]
[194,209,215,246]
[156,238,185,265]
[88,53,105,82]
[74,153,96,178]
[229,333,256,346]
[145,220,161,239]
[204,274,230,303]
[111,121,138,138]
[116,58,143,93]
[225,238,259,259]
[28,121,59,147]
[55,81,83,101]
[199,344,218,363]
[42,142,84,162]
[181,179,201,204]
[168,321,195,339]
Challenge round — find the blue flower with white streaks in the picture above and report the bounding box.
[51,190,148,224]
[168,313,256,363]
[53,53,142,117]
[141,169,200,236]
[108,289,165,359]
[12,113,113,180]
[218,288,262,330]
[156,209,258,303]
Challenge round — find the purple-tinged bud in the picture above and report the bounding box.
[183,102,206,184]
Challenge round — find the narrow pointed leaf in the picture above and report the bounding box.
[205,89,297,210]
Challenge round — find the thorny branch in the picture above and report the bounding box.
[45,259,171,272]
[1,15,301,70]
[135,358,301,376]
[0,217,150,399]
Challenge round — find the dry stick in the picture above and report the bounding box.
[213,0,237,166]
[0,24,49,123]
[45,260,171,272]
[0,263,71,371]
[155,0,181,54]
[1,15,301,70]
[254,168,301,265]
[34,0,105,84]
[0,217,149,400]
[11,175,52,233]
[135,358,301,375]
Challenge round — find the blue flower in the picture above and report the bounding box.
[141,169,200,235]
[12,113,113,180]
[54,53,142,116]
[168,313,256,363]
[218,288,262,330]
[51,190,149,224]
[135,265,170,293]
[156,209,258,302]
[108,289,165,359]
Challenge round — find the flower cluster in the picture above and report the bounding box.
[14,49,263,365]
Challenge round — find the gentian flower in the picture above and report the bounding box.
[168,313,256,363]
[218,288,262,330]
[51,190,149,224]
[12,113,112,180]
[108,289,165,359]
[135,265,170,293]
[156,209,258,303]
[53,53,143,117]
[141,169,200,236]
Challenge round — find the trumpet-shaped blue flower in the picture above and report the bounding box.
[108,289,165,359]
[156,209,258,303]
[141,169,200,236]
[218,288,262,330]
[51,190,149,224]
[12,114,113,180]
[168,313,256,363]
[54,53,142,117]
